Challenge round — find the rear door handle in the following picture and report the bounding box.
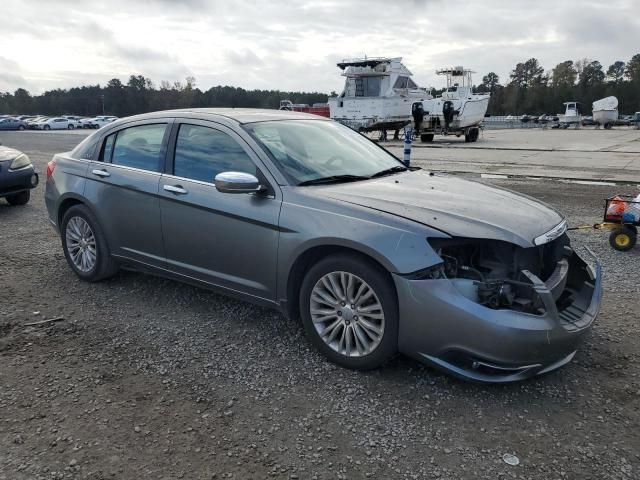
[91,169,110,177]
[163,184,188,195]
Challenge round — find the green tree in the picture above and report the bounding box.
[606,61,626,83]
[579,61,605,88]
[551,61,577,88]
[625,53,640,81]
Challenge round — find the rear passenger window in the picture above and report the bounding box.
[173,124,256,183]
[111,124,167,172]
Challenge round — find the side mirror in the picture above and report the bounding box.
[214,171,264,194]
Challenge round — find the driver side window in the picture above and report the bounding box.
[173,124,256,183]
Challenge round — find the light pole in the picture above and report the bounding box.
[100,94,105,115]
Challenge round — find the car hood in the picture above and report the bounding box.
[316,171,564,247]
[0,146,22,163]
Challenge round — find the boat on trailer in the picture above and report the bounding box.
[592,96,618,129]
[558,101,582,128]
[411,66,490,143]
[328,57,431,133]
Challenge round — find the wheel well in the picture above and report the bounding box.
[285,245,393,321]
[57,198,84,227]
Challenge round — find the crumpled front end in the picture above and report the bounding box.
[394,233,602,382]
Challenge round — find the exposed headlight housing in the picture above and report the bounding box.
[9,153,32,171]
[534,220,567,246]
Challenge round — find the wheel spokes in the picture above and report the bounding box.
[310,271,385,358]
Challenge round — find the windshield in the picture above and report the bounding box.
[243,120,404,185]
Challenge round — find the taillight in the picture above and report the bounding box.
[46,159,56,179]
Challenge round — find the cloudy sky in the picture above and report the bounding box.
[1,0,638,94]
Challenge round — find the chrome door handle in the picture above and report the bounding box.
[163,184,188,195]
[91,169,110,177]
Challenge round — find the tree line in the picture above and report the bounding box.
[476,54,640,116]
[0,76,328,117]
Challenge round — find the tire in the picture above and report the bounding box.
[5,190,30,206]
[43,124,51,130]
[68,124,74,130]
[18,125,25,131]
[60,204,118,281]
[299,253,398,370]
[609,226,637,252]
[470,128,479,142]
[420,133,434,142]
[464,133,471,142]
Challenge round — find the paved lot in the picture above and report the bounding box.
[384,128,640,183]
[1,130,639,479]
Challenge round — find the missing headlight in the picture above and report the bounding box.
[426,237,571,314]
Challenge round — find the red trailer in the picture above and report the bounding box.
[279,100,330,118]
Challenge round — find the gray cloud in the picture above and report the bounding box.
[0,0,638,94]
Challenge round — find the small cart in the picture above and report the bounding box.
[603,195,639,251]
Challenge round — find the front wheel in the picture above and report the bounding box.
[299,254,398,370]
[5,190,30,206]
[43,124,51,130]
[18,125,25,131]
[61,205,118,281]
[68,124,75,130]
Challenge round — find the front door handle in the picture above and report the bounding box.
[163,184,188,195]
[91,168,110,177]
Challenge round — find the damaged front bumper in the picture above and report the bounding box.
[393,248,602,382]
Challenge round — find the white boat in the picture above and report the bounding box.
[559,102,582,128]
[592,96,618,129]
[411,67,490,142]
[328,57,431,132]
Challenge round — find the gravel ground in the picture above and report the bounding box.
[1,131,639,480]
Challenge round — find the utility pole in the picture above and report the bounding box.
[100,94,105,115]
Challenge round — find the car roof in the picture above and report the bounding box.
[115,108,329,125]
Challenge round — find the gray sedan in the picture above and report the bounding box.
[0,117,27,130]
[44,109,602,382]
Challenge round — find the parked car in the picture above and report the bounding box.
[634,112,640,129]
[77,117,94,129]
[0,145,38,205]
[88,116,118,129]
[27,116,49,129]
[0,117,27,130]
[62,115,85,128]
[581,116,596,126]
[520,114,533,123]
[34,117,76,130]
[44,109,602,382]
[615,115,633,126]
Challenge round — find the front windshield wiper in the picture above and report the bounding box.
[298,175,370,186]
[369,165,409,178]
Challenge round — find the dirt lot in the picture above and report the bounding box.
[1,131,639,479]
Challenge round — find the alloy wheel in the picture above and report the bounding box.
[310,271,385,357]
[65,216,97,272]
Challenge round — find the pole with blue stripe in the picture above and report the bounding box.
[403,125,412,166]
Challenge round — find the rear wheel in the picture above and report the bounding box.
[68,124,74,130]
[61,205,118,281]
[5,190,30,206]
[299,254,398,370]
[18,125,25,131]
